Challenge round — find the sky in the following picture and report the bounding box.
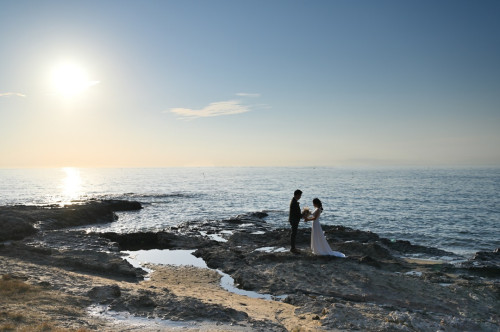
[1,0,499,168]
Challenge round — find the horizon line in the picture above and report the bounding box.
[1,164,499,170]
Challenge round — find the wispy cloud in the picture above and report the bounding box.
[0,92,26,98]
[236,92,261,98]
[169,100,250,119]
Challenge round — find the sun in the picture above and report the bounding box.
[51,62,98,98]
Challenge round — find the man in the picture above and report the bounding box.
[289,189,303,253]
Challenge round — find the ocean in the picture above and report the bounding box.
[0,167,498,257]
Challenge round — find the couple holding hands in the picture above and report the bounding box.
[289,189,345,257]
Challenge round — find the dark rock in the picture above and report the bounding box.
[136,294,156,307]
[26,229,120,253]
[228,230,283,247]
[110,288,249,323]
[0,200,143,241]
[224,211,268,224]
[0,212,38,241]
[473,248,500,262]
[100,231,213,250]
[101,232,162,250]
[88,285,121,303]
[46,205,115,229]
[358,255,382,268]
[252,211,269,219]
[38,281,51,288]
[1,205,498,330]
[98,200,143,211]
[5,243,144,279]
[323,226,380,243]
[337,241,393,260]
[380,238,456,258]
[54,250,143,278]
[194,246,245,272]
[460,248,500,277]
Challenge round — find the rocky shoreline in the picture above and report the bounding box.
[0,200,498,331]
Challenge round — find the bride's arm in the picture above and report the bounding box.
[306,209,320,221]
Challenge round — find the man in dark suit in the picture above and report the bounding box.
[289,189,303,253]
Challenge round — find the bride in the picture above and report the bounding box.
[305,198,346,257]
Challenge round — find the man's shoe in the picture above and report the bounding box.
[290,248,300,254]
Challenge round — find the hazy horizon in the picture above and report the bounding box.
[1,165,499,170]
[1,1,499,168]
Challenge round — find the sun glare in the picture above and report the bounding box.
[61,167,82,204]
[51,62,97,98]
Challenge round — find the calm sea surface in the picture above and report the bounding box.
[0,167,499,257]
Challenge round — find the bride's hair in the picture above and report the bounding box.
[313,198,323,212]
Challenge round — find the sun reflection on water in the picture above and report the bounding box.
[61,167,82,204]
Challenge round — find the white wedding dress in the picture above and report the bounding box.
[311,209,346,257]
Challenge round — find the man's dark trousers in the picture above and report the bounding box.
[289,197,301,249]
[290,220,299,249]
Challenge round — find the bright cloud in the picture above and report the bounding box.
[236,92,261,97]
[0,92,26,98]
[170,100,250,119]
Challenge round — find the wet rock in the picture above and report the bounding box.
[53,250,144,278]
[0,241,144,280]
[251,211,269,219]
[380,238,456,258]
[88,285,121,303]
[97,199,142,211]
[42,203,114,230]
[0,200,143,241]
[224,211,268,224]
[473,247,499,262]
[194,246,246,272]
[460,248,500,277]
[100,231,213,250]
[338,241,393,260]
[101,232,166,250]
[27,230,120,253]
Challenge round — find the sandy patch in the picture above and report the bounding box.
[144,265,322,331]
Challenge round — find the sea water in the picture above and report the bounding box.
[122,249,287,300]
[0,167,498,256]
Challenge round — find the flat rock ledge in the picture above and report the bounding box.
[0,200,142,241]
[0,204,498,331]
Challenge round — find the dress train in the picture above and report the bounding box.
[311,210,345,257]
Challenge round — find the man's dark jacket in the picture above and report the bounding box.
[289,197,301,224]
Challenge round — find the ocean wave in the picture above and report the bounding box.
[94,192,204,201]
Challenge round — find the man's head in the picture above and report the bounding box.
[294,189,302,200]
